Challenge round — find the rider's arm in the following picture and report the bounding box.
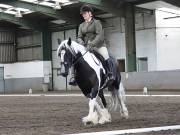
[76,24,85,45]
[89,20,104,47]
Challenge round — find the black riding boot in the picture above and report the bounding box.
[104,58,115,81]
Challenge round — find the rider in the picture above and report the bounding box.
[69,4,114,86]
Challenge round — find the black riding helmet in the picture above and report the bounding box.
[80,4,93,14]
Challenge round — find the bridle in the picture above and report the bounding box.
[59,42,100,76]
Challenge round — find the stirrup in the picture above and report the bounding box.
[106,74,115,85]
[107,76,114,83]
[100,76,114,90]
[107,72,115,80]
[69,77,77,86]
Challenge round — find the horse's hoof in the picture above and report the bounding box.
[86,121,94,126]
[82,116,88,123]
[124,115,129,119]
[82,117,95,126]
[86,121,92,125]
[122,112,129,119]
[83,121,96,127]
[99,117,111,125]
[99,118,106,125]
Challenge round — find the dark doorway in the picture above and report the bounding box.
[117,59,125,72]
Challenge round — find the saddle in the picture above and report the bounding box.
[90,50,105,64]
[69,50,105,86]
[90,50,115,88]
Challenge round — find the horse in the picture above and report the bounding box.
[57,38,128,126]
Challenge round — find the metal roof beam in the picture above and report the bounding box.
[79,0,125,17]
[163,0,180,8]
[132,0,157,5]
[0,12,45,31]
[1,0,80,24]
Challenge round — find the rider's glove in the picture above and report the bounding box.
[87,44,92,51]
[76,38,85,45]
[87,41,94,51]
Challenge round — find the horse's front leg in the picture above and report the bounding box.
[82,98,99,126]
[82,83,99,126]
[97,90,111,124]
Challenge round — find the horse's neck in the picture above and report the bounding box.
[71,41,86,54]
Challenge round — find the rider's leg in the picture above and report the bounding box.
[69,67,77,86]
[96,47,109,60]
[97,47,114,81]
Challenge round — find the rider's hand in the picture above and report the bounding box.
[87,41,93,51]
[76,38,85,45]
[86,44,92,51]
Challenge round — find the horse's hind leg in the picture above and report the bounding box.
[108,86,119,111]
[116,82,129,119]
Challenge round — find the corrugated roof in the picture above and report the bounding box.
[0,0,78,17]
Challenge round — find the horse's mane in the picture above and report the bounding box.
[70,41,86,54]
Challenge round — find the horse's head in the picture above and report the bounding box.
[57,38,75,77]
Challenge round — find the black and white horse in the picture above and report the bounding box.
[57,38,128,125]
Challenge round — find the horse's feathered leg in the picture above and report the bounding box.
[117,82,129,119]
[108,87,119,111]
[97,90,111,124]
[108,88,115,111]
[82,82,99,126]
[108,70,128,119]
[82,98,99,126]
[110,82,128,119]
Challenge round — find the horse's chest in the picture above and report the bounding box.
[75,61,98,97]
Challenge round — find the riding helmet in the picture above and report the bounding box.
[80,4,93,14]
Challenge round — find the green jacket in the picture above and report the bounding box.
[77,18,105,48]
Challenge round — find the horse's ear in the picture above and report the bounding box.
[58,38,61,44]
[67,37,71,46]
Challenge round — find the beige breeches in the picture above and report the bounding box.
[95,46,110,60]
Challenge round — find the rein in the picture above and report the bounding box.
[72,49,101,66]
[91,53,101,66]
[71,49,89,66]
